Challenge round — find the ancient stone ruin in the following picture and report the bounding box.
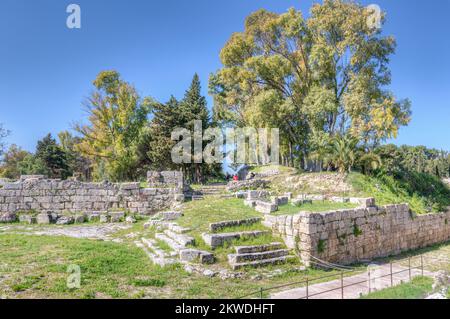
[0,173,184,224]
[263,199,450,266]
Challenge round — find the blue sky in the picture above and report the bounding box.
[0,0,449,152]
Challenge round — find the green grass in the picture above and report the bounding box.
[155,239,173,252]
[262,167,449,214]
[360,276,434,299]
[348,172,450,214]
[0,233,364,299]
[177,197,296,266]
[272,201,358,216]
[178,197,261,234]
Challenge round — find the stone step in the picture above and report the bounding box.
[158,211,183,221]
[209,217,262,232]
[179,249,215,264]
[167,223,191,234]
[141,238,167,258]
[228,249,289,264]
[163,230,195,247]
[229,255,295,270]
[234,242,284,254]
[201,230,268,249]
[192,195,204,201]
[134,241,177,267]
[155,233,185,251]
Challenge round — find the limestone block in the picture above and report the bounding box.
[109,211,125,223]
[56,216,74,225]
[36,213,51,224]
[0,212,17,223]
[254,200,278,214]
[99,214,110,223]
[74,214,86,223]
[19,214,36,224]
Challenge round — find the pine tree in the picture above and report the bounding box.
[35,133,71,179]
[143,96,183,171]
[180,74,221,183]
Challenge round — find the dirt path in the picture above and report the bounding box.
[0,224,132,240]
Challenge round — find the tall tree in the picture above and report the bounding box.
[209,0,411,169]
[74,71,150,181]
[0,123,9,158]
[0,144,30,179]
[180,74,213,183]
[35,134,71,179]
[58,131,91,180]
[139,96,184,172]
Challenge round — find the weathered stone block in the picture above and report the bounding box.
[56,216,74,225]
[99,214,110,223]
[18,214,36,224]
[255,200,278,214]
[109,211,125,222]
[36,213,51,224]
[0,212,17,223]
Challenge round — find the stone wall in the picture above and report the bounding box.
[147,171,184,188]
[263,201,450,266]
[0,175,184,216]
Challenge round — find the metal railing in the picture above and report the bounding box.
[238,254,450,299]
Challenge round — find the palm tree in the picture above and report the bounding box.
[357,152,382,175]
[327,135,359,174]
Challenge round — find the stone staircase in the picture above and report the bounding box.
[139,214,215,266]
[227,242,294,270]
[197,184,227,196]
[186,183,228,200]
[135,238,177,267]
[202,230,269,249]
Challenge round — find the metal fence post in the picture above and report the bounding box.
[421,255,424,276]
[390,261,393,287]
[408,257,412,280]
[340,271,344,299]
[306,277,309,299]
[368,268,371,293]
[259,287,263,299]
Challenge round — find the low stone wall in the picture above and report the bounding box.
[0,176,184,216]
[263,201,450,266]
[226,179,269,192]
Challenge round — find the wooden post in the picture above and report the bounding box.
[259,287,263,299]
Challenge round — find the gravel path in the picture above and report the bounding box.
[0,224,132,240]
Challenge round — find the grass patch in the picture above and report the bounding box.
[155,239,173,252]
[130,278,166,287]
[0,233,367,299]
[348,172,450,214]
[360,276,434,299]
[178,197,260,234]
[139,181,149,188]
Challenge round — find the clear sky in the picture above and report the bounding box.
[1,0,449,152]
